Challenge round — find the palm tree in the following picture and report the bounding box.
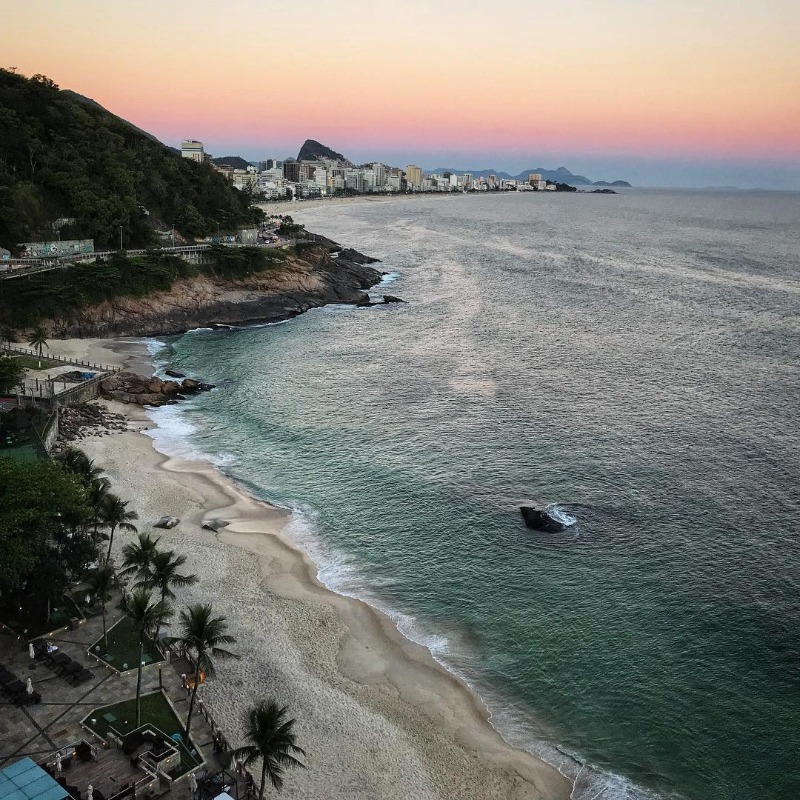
[100,493,138,562]
[87,477,112,546]
[137,549,198,605]
[120,531,161,581]
[87,564,115,647]
[28,326,48,367]
[169,603,238,743]
[122,589,172,727]
[229,701,305,799]
[59,447,105,486]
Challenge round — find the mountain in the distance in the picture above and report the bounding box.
[211,155,253,170]
[434,165,631,186]
[298,139,351,163]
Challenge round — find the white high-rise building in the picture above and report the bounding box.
[181,140,205,162]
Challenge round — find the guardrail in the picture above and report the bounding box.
[1,344,121,374]
[1,239,295,278]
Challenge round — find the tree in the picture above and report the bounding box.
[28,326,48,367]
[169,603,237,743]
[229,701,306,799]
[120,531,161,581]
[0,356,24,392]
[99,493,138,562]
[1,326,17,346]
[137,549,198,605]
[121,589,171,727]
[0,456,90,593]
[59,446,105,485]
[87,564,114,646]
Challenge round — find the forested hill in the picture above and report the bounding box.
[0,69,262,253]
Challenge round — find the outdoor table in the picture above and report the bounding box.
[65,661,82,673]
[52,653,70,666]
[6,679,25,694]
[0,669,15,684]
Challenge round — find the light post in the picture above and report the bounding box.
[171,224,175,248]
[119,226,123,251]
[216,221,220,240]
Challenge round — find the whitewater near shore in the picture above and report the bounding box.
[53,337,571,800]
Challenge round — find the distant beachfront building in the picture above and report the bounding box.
[181,139,206,162]
[405,165,423,190]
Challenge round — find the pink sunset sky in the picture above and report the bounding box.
[6,0,800,187]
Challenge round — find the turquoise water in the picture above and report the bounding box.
[147,191,800,800]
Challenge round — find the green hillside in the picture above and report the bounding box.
[0,69,262,253]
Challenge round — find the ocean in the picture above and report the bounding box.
[145,190,800,800]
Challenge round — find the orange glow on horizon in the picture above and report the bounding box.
[4,0,799,165]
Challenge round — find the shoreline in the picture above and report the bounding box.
[49,335,573,799]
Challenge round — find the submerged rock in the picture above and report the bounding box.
[519,505,571,532]
[382,294,406,304]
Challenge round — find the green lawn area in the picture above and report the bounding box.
[83,690,203,775]
[89,615,164,672]
[9,354,60,369]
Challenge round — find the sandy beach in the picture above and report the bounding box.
[48,337,572,800]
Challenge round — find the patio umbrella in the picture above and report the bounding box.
[55,754,62,772]
[87,785,93,800]
[29,643,35,659]
[188,773,197,796]
[26,677,33,694]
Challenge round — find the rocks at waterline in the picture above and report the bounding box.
[355,294,408,307]
[99,372,214,406]
[519,505,571,532]
[165,369,186,379]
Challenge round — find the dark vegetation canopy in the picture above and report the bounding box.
[0,456,90,594]
[0,245,285,328]
[0,69,263,253]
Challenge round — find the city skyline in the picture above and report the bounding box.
[5,0,799,189]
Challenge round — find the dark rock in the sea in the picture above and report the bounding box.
[383,294,406,304]
[99,371,213,406]
[165,369,185,379]
[209,322,233,330]
[519,505,569,532]
[355,293,373,306]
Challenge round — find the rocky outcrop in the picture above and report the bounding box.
[47,243,384,338]
[99,372,214,406]
[54,403,128,448]
[519,505,570,532]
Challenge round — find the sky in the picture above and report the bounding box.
[4,0,799,188]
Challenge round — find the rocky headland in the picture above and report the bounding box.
[48,241,386,339]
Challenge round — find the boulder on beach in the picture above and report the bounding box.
[519,505,572,532]
[202,519,229,532]
[154,516,180,529]
[383,295,406,304]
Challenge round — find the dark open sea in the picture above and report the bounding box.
[146,190,800,800]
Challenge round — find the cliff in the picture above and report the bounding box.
[48,243,383,338]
